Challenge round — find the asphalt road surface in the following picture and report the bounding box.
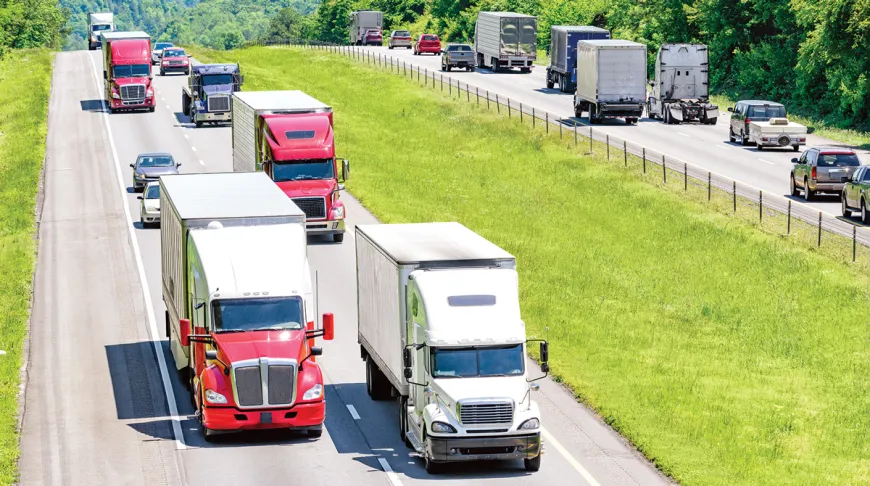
[359,45,870,215]
[19,50,672,486]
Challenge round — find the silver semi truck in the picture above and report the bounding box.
[474,12,537,73]
[573,39,647,124]
[647,43,718,125]
[87,12,114,50]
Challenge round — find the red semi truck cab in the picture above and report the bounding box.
[232,91,350,243]
[101,31,155,113]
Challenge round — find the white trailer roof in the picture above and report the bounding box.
[356,222,514,264]
[191,224,308,296]
[101,31,150,41]
[233,91,332,112]
[579,39,645,48]
[479,11,536,18]
[551,25,609,33]
[161,172,304,220]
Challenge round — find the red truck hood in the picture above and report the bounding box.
[213,330,306,363]
[115,77,150,86]
[276,179,336,197]
[263,114,334,160]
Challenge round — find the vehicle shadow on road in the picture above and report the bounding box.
[80,100,107,112]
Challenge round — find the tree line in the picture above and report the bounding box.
[0,0,69,56]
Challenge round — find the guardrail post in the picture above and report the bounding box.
[662,156,667,183]
[496,94,500,114]
[624,141,627,167]
[643,148,646,173]
[818,212,822,246]
[559,119,562,139]
[508,99,512,118]
[574,124,578,145]
[476,87,480,105]
[589,127,593,153]
[466,85,470,102]
[733,181,737,212]
[853,225,857,262]
[708,172,712,200]
[403,62,406,76]
[685,163,688,191]
[487,91,491,110]
[546,113,549,134]
[759,191,763,222]
[448,76,451,94]
[606,135,610,159]
[787,200,792,234]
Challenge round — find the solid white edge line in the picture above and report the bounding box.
[759,158,775,165]
[542,427,600,486]
[376,457,403,486]
[346,404,361,420]
[715,144,730,149]
[87,52,187,451]
[678,132,689,137]
[190,146,197,152]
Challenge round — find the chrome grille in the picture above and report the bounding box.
[267,365,295,405]
[208,95,230,112]
[234,366,263,406]
[291,197,326,219]
[169,60,184,65]
[459,401,514,425]
[120,84,145,101]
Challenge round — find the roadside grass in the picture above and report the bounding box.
[0,49,53,485]
[710,94,870,150]
[192,45,870,486]
[535,48,549,66]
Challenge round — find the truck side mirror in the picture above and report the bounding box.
[129,163,134,168]
[539,341,549,364]
[310,346,323,357]
[403,348,413,379]
[103,70,108,80]
[727,107,734,112]
[341,159,349,181]
[239,75,245,84]
[205,349,217,360]
[791,158,799,163]
[322,313,334,340]
[180,319,191,346]
[137,196,143,200]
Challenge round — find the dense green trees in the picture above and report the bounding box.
[0,0,69,55]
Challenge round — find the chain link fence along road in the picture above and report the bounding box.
[244,38,870,263]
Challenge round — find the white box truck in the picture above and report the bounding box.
[573,39,647,124]
[356,222,550,473]
[349,10,383,46]
[160,172,335,440]
[474,12,537,73]
[647,43,719,125]
[87,12,114,50]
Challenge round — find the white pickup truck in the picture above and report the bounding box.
[748,117,807,151]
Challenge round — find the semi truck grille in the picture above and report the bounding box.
[234,366,264,407]
[120,84,145,101]
[208,95,230,112]
[291,197,326,220]
[267,365,295,405]
[459,402,514,425]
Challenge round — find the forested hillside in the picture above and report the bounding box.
[0,0,68,55]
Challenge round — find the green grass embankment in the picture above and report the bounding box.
[0,49,54,485]
[192,45,870,486]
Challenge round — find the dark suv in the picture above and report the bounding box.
[790,146,861,201]
[727,100,786,146]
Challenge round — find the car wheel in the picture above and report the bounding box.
[790,175,800,197]
[741,130,750,146]
[842,194,852,218]
[524,454,542,472]
[757,143,763,150]
[804,178,813,201]
[729,128,736,143]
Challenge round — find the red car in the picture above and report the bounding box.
[159,47,190,76]
[414,34,441,55]
[364,29,383,46]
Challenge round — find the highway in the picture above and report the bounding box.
[18,49,672,485]
[359,45,870,215]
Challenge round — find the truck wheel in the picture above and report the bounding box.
[399,396,412,448]
[524,454,542,471]
[446,65,451,72]
[756,143,763,150]
[423,438,442,474]
[333,233,344,243]
[546,73,554,89]
[707,117,718,125]
[195,120,202,128]
[741,130,750,146]
[366,356,391,400]
[491,58,498,73]
[729,128,736,143]
[165,310,170,338]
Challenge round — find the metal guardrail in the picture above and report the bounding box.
[244,38,870,261]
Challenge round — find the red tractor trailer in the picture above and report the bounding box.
[232,91,350,243]
[101,31,155,113]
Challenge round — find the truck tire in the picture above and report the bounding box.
[546,71,554,89]
[182,93,190,117]
[422,435,442,474]
[524,454,542,471]
[560,75,568,93]
[366,356,391,400]
[165,310,170,338]
[741,130,750,146]
[399,396,412,448]
[491,58,498,73]
[333,233,344,243]
[756,143,763,150]
[707,117,718,125]
[792,145,800,152]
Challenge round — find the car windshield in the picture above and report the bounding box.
[818,153,860,167]
[155,43,173,50]
[93,25,112,32]
[272,159,333,182]
[212,296,304,332]
[163,49,185,57]
[202,74,234,86]
[144,184,160,198]
[422,35,438,41]
[747,105,786,119]
[448,45,471,51]
[137,155,174,167]
[113,64,150,78]
[430,344,525,378]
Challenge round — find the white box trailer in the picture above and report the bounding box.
[88,12,114,50]
[474,11,537,73]
[647,43,719,125]
[160,172,307,368]
[231,90,332,174]
[350,10,383,45]
[573,39,647,124]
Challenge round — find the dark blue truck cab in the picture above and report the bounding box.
[181,63,244,127]
[546,26,610,93]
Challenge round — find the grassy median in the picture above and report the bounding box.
[192,45,870,486]
[0,49,53,484]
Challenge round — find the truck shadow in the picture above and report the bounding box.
[80,99,107,112]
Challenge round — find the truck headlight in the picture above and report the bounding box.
[431,421,457,433]
[205,389,227,404]
[302,383,323,401]
[519,418,540,430]
[331,205,345,219]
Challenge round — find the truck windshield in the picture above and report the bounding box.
[430,344,525,378]
[272,159,334,182]
[212,296,304,332]
[202,74,234,86]
[93,25,112,31]
[113,64,150,78]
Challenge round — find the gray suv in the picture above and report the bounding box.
[790,146,860,201]
[727,100,785,146]
[131,152,181,192]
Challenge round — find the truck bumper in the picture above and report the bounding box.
[110,97,155,111]
[305,218,345,235]
[600,104,644,118]
[757,136,806,148]
[203,400,325,432]
[193,111,232,122]
[428,433,541,462]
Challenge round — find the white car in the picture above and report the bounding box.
[151,42,174,65]
[138,182,161,227]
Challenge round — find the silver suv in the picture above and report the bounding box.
[790,146,861,201]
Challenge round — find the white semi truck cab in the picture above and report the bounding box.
[356,222,549,474]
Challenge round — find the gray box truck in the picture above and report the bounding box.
[474,12,537,73]
[573,39,647,124]
[647,43,718,125]
[546,26,610,93]
[350,10,383,46]
[87,12,114,50]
